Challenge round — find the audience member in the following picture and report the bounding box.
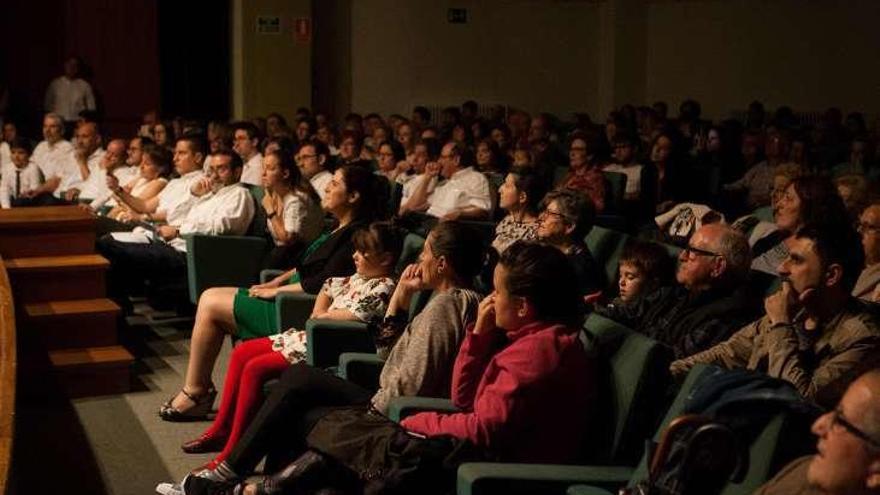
[754,369,880,495]
[60,120,105,201]
[724,130,794,210]
[560,132,606,213]
[296,141,332,200]
[232,121,263,186]
[491,166,544,254]
[537,188,606,296]
[0,138,41,208]
[153,121,176,151]
[98,141,168,216]
[260,149,324,268]
[179,222,401,470]
[599,223,757,358]
[157,165,378,420]
[672,221,880,408]
[0,121,17,167]
[374,139,405,182]
[397,138,440,214]
[44,56,95,125]
[613,239,676,304]
[854,203,880,302]
[403,141,492,221]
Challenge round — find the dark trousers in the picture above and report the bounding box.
[11,193,70,207]
[226,362,373,475]
[96,235,187,311]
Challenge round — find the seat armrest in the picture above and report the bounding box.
[566,485,615,495]
[387,397,457,422]
[186,234,268,304]
[304,319,372,368]
[260,269,284,284]
[337,352,384,391]
[457,463,633,495]
[275,292,318,331]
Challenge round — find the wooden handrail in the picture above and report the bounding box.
[0,255,16,495]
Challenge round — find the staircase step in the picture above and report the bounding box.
[0,205,96,258]
[49,345,133,397]
[4,255,109,304]
[24,299,120,349]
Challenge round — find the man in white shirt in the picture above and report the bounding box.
[403,141,492,221]
[97,148,254,311]
[105,135,206,227]
[25,113,74,202]
[77,139,128,203]
[44,56,96,124]
[0,138,42,209]
[59,121,105,201]
[297,141,332,200]
[0,121,18,168]
[232,121,263,186]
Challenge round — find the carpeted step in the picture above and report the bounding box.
[0,205,96,258]
[49,345,134,397]
[24,298,120,349]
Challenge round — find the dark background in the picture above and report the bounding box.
[0,0,230,139]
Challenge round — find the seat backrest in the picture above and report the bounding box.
[395,233,426,275]
[752,206,774,223]
[584,313,672,465]
[584,226,630,290]
[553,165,570,187]
[244,184,270,238]
[603,171,628,213]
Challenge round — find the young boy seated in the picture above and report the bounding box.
[613,239,676,305]
[0,138,43,209]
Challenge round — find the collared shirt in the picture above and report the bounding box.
[44,76,95,122]
[753,456,820,495]
[168,183,254,252]
[156,169,204,226]
[603,162,644,200]
[78,163,132,201]
[309,170,332,200]
[31,139,74,182]
[0,161,42,208]
[58,148,105,196]
[672,298,880,408]
[272,190,324,247]
[426,167,491,218]
[240,153,263,186]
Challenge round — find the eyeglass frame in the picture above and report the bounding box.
[682,244,723,260]
[831,408,880,449]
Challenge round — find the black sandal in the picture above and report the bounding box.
[158,386,217,422]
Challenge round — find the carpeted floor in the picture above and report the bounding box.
[11,302,235,495]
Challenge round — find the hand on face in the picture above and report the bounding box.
[398,263,426,293]
[765,279,816,326]
[472,294,497,335]
[425,161,441,177]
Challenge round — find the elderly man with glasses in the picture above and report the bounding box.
[597,222,759,359]
[673,221,880,409]
[754,369,880,495]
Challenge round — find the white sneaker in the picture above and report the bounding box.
[155,480,184,495]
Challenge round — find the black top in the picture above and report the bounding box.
[297,219,367,294]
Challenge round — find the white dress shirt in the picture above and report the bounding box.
[58,148,105,196]
[31,139,74,184]
[603,163,644,200]
[44,76,96,122]
[240,153,263,186]
[0,142,10,168]
[168,183,255,252]
[426,167,492,218]
[272,191,324,247]
[156,169,205,226]
[0,161,42,208]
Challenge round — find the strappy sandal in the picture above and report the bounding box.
[158,386,217,422]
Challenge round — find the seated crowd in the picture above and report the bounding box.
[4,99,880,495]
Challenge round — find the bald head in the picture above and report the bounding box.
[855,370,880,439]
[677,223,751,290]
[102,139,127,170]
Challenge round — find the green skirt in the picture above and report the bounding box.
[233,288,279,339]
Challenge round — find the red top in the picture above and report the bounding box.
[401,321,595,463]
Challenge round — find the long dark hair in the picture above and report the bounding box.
[429,221,486,287]
[266,149,321,204]
[338,164,386,221]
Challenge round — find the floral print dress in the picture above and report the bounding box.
[268,274,396,363]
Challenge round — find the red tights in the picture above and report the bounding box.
[200,337,289,465]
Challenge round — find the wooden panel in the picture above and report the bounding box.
[4,255,109,271]
[0,207,96,259]
[49,345,133,398]
[0,257,17,495]
[8,269,106,305]
[25,299,120,350]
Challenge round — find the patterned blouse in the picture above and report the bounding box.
[492,215,539,254]
[269,273,396,363]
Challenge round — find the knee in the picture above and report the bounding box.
[199,288,231,314]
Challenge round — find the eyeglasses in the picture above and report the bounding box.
[682,245,722,259]
[831,409,880,449]
[857,222,880,234]
[539,209,568,222]
[296,154,317,162]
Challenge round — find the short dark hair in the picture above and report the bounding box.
[412,106,432,123]
[795,221,863,293]
[352,221,404,265]
[232,121,260,141]
[507,166,547,216]
[9,137,31,154]
[447,141,475,168]
[212,148,244,170]
[619,240,675,292]
[178,133,206,157]
[378,139,406,162]
[499,241,583,328]
[429,221,486,286]
[142,143,173,176]
[541,188,595,241]
[791,175,849,229]
[415,138,441,160]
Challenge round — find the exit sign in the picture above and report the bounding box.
[448,8,467,24]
